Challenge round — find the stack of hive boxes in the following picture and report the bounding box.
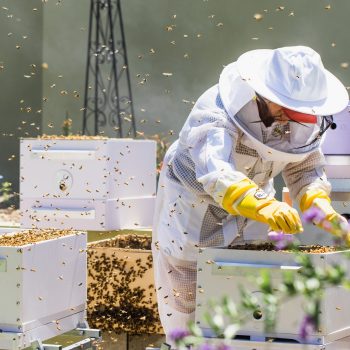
[17,136,161,338]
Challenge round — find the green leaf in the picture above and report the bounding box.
[257,270,273,293]
[222,295,238,319]
[188,321,203,337]
[342,280,350,290]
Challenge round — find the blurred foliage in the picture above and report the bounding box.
[0,179,19,209]
[62,115,73,136]
[172,214,350,350]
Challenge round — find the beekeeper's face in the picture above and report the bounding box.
[266,100,290,125]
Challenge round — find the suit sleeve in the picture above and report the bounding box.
[282,149,331,206]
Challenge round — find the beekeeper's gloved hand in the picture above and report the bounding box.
[300,189,350,242]
[222,178,303,234]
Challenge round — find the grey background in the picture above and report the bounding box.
[1,0,350,194]
[0,0,43,191]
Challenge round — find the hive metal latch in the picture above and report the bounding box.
[40,326,101,350]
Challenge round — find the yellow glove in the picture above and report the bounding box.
[300,189,349,241]
[223,179,303,234]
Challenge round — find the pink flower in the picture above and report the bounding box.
[302,206,325,224]
[299,315,316,339]
[268,231,295,250]
[169,328,190,342]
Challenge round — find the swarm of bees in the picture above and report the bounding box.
[229,242,337,253]
[0,228,79,246]
[39,134,109,140]
[87,234,162,334]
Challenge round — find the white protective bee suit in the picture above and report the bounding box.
[152,47,348,346]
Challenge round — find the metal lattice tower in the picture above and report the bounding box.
[82,0,136,137]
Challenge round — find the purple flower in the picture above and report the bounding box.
[299,315,316,339]
[274,240,289,251]
[268,231,295,250]
[169,328,190,342]
[268,231,284,242]
[302,206,325,224]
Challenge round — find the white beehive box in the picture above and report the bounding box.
[196,247,350,346]
[0,228,87,336]
[20,138,156,230]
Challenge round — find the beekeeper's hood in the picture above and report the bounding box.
[219,46,349,162]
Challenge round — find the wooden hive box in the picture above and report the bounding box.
[87,233,163,334]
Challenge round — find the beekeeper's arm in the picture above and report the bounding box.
[186,123,302,234]
[282,150,348,238]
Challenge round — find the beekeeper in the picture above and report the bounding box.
[152,46,349,346]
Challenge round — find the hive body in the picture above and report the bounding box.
[0,229,87,336]
[87,234,162,333]
[20,138,156,230]
[196,247,350,345]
